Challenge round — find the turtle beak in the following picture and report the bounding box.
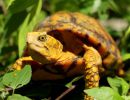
[26,32,35,44]
[26,32,40,47]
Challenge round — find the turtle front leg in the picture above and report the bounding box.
[83,46,102,100]
[12,56,33,70]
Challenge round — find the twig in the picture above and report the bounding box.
[5,87,13,91]
[55,85,76,100]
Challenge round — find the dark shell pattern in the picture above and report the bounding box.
[35,12,123,71]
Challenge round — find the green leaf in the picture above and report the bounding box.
[8,0,37,14]
[108,0,120,13]
[92,0,101,13]
[65,75,83,88]
[122,53,130,61]
[84,87,123,100]
[2,65,32,90]
[18,0,44,57]
[0,91,9,100]
[5,0,15,9]
[121,26,130,48]
[0,11,27,54]
[41,99,49,100]
[0,82,5,91]
[0,77,5,91]
[18,14,30,57]
[122,96,130,100]
[107,77,129,95]
[7,94,31,100]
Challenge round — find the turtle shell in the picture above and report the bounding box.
[35,12,123,71]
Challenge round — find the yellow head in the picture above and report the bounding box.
[27,32,63,64]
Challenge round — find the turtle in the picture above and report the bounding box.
[12,12,124,100]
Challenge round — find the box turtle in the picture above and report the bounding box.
[12,12,124,100]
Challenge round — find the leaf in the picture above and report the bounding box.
[92,0,101,13]
[0,76,5,91]
[122,53,130,61]
[8,0,37,14]
[0,82,5,91]
[18,0,44,57]
[2,65,32,90]
[0,11,27,54]
[122,96,130,100]
[41,99,49,100]
[5,0,15,9]
[18,14,30,57]
[84,87,123,100]
[107,77,129,95]
[0,91,9,100]
[121,26,130,48]
[65,75,83,88]
[108,0,120,13]
[7,94,31,100]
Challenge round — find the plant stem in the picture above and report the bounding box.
[55,85,76,100]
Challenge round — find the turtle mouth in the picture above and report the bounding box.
[27,43,57,63]
[27,43,52,64]
[27,43,43,53]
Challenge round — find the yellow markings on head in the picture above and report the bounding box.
[27,32,64,64]
[27,32,48,45]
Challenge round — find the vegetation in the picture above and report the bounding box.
[0,0,130,100]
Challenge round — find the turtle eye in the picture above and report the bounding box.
[38,35,47,42]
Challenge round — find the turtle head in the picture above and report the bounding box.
[27,32,63,64]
